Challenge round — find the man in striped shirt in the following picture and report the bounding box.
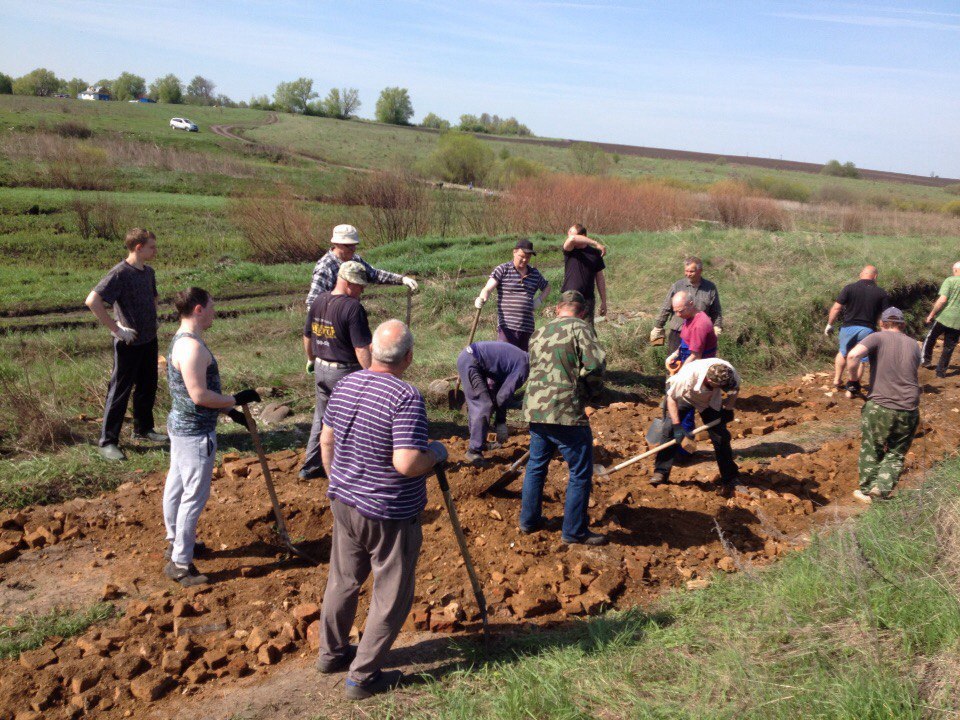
[475,238,550,351]
[316,319,447,700]
[305,224,419,308]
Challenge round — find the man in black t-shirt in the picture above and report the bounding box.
[300,261,373,480]
[824,265,891,396]
[85,228,163,461]
[561,224,607,324]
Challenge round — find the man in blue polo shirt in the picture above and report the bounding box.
[475,238,550,351]
[316,319,447,700]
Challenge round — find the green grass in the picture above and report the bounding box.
[0,603,118,659]
[386,457,960,719]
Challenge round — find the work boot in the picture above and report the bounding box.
[562,531,608,546]
[484,441,503,451]
[164,561,209,587]
[464,450,485,466]
[132,430,168,443]
[298,468,326,481]
[99,444,125,461]
[852,489,873,504]
[345,670,404,700]
[649,472,668,487]
[316,644,357,674]
[164,541,209,562]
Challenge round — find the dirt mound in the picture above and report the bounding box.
[2,369,959,718]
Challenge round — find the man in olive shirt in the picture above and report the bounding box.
[650,256,723,353]
[922,261,960,378]
[846,307,921,502]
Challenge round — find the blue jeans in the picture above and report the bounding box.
[520,423,594,542]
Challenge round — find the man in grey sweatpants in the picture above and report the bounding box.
[317,319,447,700]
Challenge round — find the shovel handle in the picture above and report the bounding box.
[241,404,290,540]
[453,306,484,396]
[608,419,721,475]
[405,286,413,327]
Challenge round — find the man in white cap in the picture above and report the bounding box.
[305,224,419,308]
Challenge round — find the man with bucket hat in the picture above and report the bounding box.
[305,224,420,308]
[475,238,550,351]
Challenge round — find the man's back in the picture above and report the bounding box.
[561,247,605,299]
[859,332,921,411]
[306,292,371,363]
[837,279,890,329]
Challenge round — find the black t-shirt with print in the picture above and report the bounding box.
[304,292,372,364]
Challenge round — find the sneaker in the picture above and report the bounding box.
[650,472,668,487]
[519,521,543,535]
[164,561,209,587]
[345,669,404,700]
[317,644,357,673]
[562,531,608,546]
[298,468,326,481]
[852,489,873,504]
[868,487,891,501]
[164,541,209,562]
[132,430,168,443]
[98,444,125,461]
[464,450,485,466]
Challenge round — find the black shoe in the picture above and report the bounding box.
[650,472,668,487]
[562,531,608,546]
[345,669,404,700]
[936,371,947,379]
[132,430,168,443]
[464,451,486,466]
[519,520,543,534]
[164,541,209,562]
[317,644,357,674]
[164,561,209,587]
[298,468,326,481]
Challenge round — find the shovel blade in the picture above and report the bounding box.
[448,388,465,411]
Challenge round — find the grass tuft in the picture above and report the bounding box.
[0,603,118,659]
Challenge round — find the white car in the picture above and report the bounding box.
[169,117,198,132]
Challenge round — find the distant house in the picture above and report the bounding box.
[78,86,111,101]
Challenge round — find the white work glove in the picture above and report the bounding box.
[112,325,138,344]
[823,323,834,337]
[649,326,665,343]
[402,276,419,292]
[474,296,487,310]
[714,326,723,337]
[495,423,509,444]
[428,440,448,465]
[533,295,544,310]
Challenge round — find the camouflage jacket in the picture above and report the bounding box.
[522,316,606,426]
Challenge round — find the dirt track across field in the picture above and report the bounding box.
[1,367,959,718]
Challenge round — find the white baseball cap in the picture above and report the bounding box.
[330,224,360,245]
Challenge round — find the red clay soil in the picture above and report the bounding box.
[1,368,959,719]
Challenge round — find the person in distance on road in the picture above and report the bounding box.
[846,307,921,503]
[921,260,960,378]
[85,228,165,462]
[299,261,373,481]
[163,287,261,587]
[824,264,890,397]
[456,341,530,465]
[316,320,447,700]
[650,256,723,353]
[305,224,419,307]
[561,223,608,324]
[475,238,550,351]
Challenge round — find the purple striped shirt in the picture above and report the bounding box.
[491,262,548,333]
[322,370,430,520]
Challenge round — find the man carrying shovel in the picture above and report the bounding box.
[163,287,260,586]
[456,341,529,465]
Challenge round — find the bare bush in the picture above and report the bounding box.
[71,196,128,241]
[231,185,319,263]
[336,171,431,244]
[54,121,93,139]
[796,203,960,236]
[706,180,791,231]
[504,174,693,234]
[0,366,77,453]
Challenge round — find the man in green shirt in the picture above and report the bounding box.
[519,291,607,546]
[922,261,960,378]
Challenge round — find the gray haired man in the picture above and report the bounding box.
[650,256,723,353]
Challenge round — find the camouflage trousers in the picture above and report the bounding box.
[858,400,919,494]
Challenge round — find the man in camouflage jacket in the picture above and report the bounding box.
[519,290,608,545]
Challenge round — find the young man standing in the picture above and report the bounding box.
[922,261,960,378]
[475,239,550,351]
[85,228,163,461]
[163,287,260,586]
[561,224,607,324]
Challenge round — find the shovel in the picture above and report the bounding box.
[595,419,721,478]
[241,405,319,565]
[448,305,484,410]
[480,450,530,495]
[435,463,490,648]
[405,286,413,327]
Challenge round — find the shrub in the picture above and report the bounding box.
[746,175,811,203]
[426,132,495,185]
[945,183,960,196]
[0,364,77,453]
[337,171,430,244]
[71,196,128,241]
[231,185,319,263]
[53,121,92,139]
[489,156,545,188]
[943,200,960,218]
[813,184,860,206]
[375,87,414,125]
[821,159,861,178]
[707,180,791,231]
[569,142,611,175]
[421,112,450,131]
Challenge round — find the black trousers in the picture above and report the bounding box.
[921,322,959,374]
[100,338,158,446]
[654,405,738,482]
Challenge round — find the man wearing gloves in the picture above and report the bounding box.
[305,224,419,308]
[475,238,550,351]
[650,256,723,352]
[163,287,261,587]
[455,341,530,464]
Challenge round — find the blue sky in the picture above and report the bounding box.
[2,0,958,177]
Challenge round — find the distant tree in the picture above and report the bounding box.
[375,87,414,125]
[274,78,317,114]
[94,79,113,95]
[821,159,861,179]
[570,142,611,175]
[112,72,146,101]
[62,77,87,98]
[249,94,273,111]
[149,74,183,104]
[0,73,14,95]
[457,113,532,136]
[320,87,361,119]
[421,112,450,131]
[185,75,216,105]
[458,114,485,133]
[428,131,494,185]
[12,67,62,97]
[491,156,544,188]
[213,93,235,108]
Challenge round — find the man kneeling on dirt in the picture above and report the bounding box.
[163,287,261,587]
[651,358,741,494]
[846,307,921,503]
[317,319,447,699]
[456,341,530,465]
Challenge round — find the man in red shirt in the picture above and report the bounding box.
[666,291,717,370]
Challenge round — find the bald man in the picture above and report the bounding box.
[824,265,891,396]
[922,261,960,378]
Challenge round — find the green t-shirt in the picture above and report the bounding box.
[936,276,960,330]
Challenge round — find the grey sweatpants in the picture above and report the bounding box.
[162,431,216,565]
[302,363,359,476]
[319,499,422,684]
